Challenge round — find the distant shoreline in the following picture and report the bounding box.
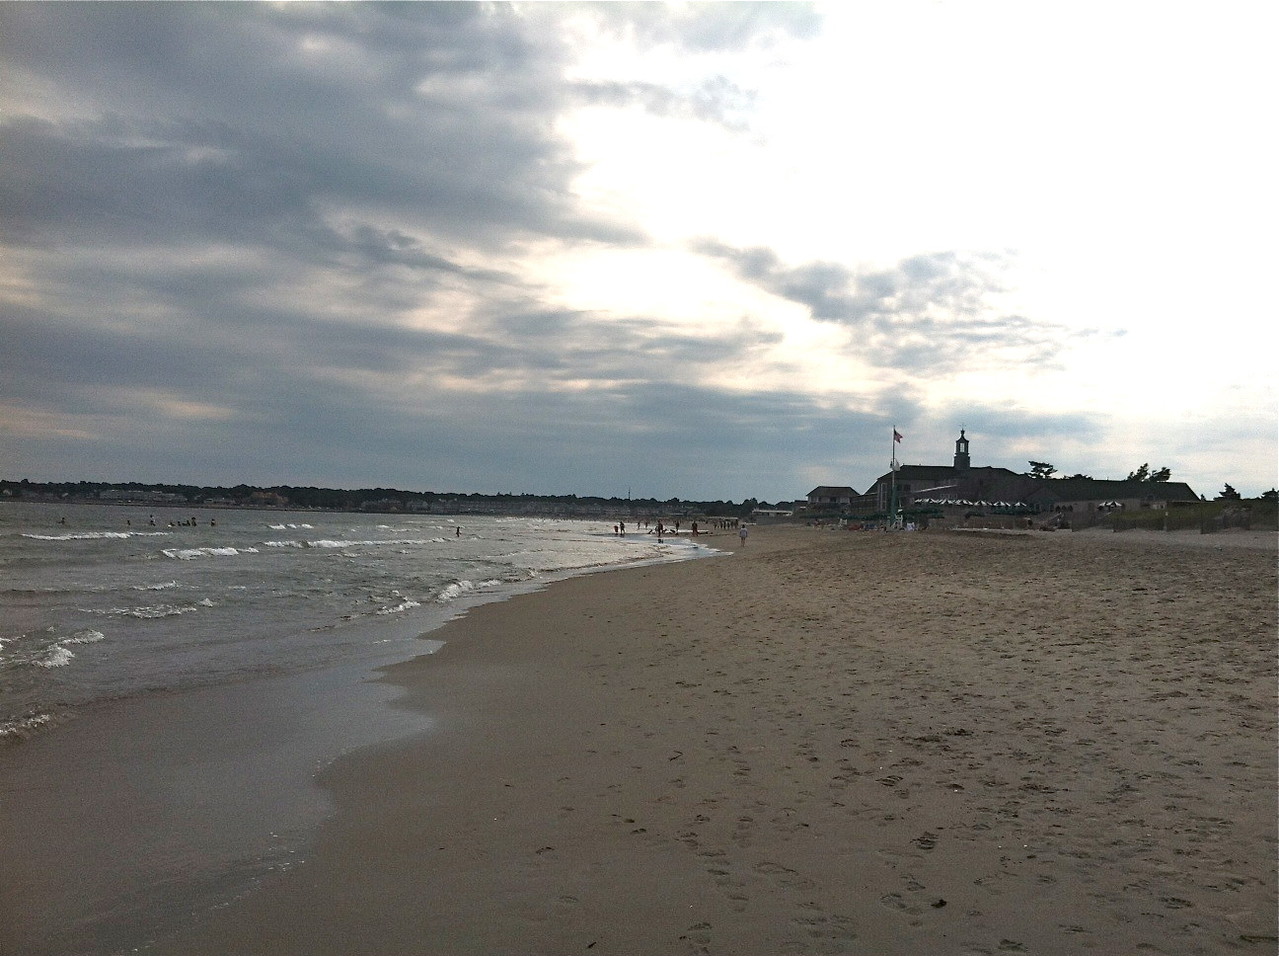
[0,481,770,520]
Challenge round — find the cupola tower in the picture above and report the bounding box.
[954,429,971,470]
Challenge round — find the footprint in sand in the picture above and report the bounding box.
[878,892,923,916]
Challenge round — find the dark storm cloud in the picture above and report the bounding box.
[0,6,644,417]
[694,241,1084,373]
[0,3,638,252]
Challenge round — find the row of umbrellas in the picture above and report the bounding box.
[913,497,1030,508]
[911,497,1128,510]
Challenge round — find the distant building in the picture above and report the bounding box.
[98,489,188,504]
[249,490,289,508]
[806,485,859,510]
[871,430,1198,517]
[1025,477,1201,516]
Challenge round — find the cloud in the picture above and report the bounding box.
[4,3,1267,500]
[571,75,757,130]
[581,2,823,52]
[694,241,1081,373]
[0,3,640,257]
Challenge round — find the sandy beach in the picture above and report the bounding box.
[71,526,1279,953]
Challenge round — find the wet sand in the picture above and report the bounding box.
[138,526,1277,953]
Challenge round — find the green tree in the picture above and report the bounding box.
[1027,461,1056,479]
[1262,488,1278,501]
[1217,483,1242,500]
[1126,463,1172,482]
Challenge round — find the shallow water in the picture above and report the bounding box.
[1,500,699,738]
[0,500,712,954]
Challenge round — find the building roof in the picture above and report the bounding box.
[807,485,859,497]
[871,464,1020,487]
[1028,478,1199,504]
[874,469,1199,507]
[862,430,1199,508]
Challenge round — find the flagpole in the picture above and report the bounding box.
[890,427,898,529]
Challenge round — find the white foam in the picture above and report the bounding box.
[133,580,180,591]
[0,712,53,738]
[23,531,169,541]
[436,580,471,602]
[266,538,440,550]
[63,629,105,645]
[100,601,210,618]
[34,645,74,667]
[435,578,502,603]
[162,547,259,560]
[376,598,422,615]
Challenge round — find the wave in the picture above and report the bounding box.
[5,630,105,672]
[264,538,444,550]
[34,645,75,668]
[133,580,180,591]
[95,599,214,619]
[435,578,503,604]
[23,531,170,541]
[162,547,259,560]
[375,598,422,615]
[267,523,314,530]
[64,629,105,644]
[0,712,53,740]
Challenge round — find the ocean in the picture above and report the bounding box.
[0,499,711,955]
[0,500,705,740]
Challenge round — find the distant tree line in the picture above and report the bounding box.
[1024,462,1275,502]
[0,478,780,517]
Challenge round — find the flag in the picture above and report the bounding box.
[893,429,903,443]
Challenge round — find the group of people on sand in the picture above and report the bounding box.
[612,519,705,538]
[609,518,750,546]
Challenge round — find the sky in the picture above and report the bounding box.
[2,1,1275,502]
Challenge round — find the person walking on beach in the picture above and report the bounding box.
[738,523,749,546]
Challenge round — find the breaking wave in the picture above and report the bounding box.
[96,599,214,619]
[24,531,169,541]
[64,629,105,644]
[375,598,422,615]
[0,712,53,740]
[435,579,502,603]
[162,547,259,560]
[264,538,444,550]
[34,645,75,668]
